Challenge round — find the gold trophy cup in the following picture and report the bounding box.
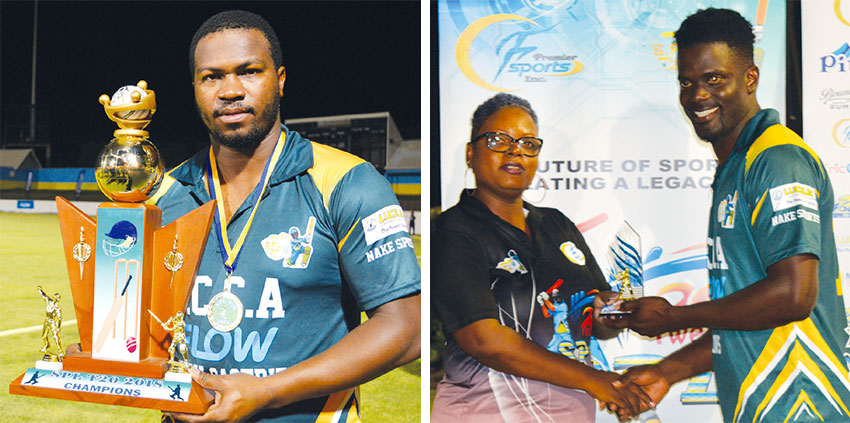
[10,81,214,413]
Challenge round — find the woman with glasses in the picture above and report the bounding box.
[431,93,649,422]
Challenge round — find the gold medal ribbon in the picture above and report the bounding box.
[206,132,285,274]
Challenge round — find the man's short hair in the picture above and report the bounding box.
[675,8,755,66]
[470,93,538,141]
[189,10,283,78]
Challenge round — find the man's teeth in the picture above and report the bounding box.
[694,107,718,118]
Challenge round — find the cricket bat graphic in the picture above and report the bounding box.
[93,274,133,353]
[300,217,317,266]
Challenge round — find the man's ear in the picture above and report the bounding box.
[746,65,759,95]
[277,66,286,97]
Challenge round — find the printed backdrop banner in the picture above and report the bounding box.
[438,1,786,422]
[802,0,850,309]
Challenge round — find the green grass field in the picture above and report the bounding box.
[0,212,421,422]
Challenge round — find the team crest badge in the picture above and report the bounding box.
[560,242,586,265]
[718,191,737,229]
[261,217,317,269]
[496,249,528,274]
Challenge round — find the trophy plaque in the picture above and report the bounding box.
[600,221,644,316]
[10,81,215,413]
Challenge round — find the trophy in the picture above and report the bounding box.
[37,286,65,365]
[600,221,644,316]
[10,81,214,413]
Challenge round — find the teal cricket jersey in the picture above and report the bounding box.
[707,109,850,422]
[148,125,420,422]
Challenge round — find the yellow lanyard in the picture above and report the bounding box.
[206,132,285,273]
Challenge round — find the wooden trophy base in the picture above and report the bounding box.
[10,354,213,413]
[8,197,217,414]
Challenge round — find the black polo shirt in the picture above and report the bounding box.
[433,191,610,341]
[431,191,612,422]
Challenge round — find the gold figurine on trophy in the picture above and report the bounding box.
[615,270,636,301]
[149,311,189,376]
[600,222,644,317]
[37,286,64,361]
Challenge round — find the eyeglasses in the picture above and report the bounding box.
[472,132,544,157]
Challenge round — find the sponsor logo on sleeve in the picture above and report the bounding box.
[771,209,821,227]
[362,205,407,246]
[769,183,818,212]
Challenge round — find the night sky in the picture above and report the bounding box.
[0,1,421,168]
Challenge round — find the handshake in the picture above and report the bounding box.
[591,363,671,422]
[590,292,684,421]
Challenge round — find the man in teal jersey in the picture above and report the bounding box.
[149,10,420,423]
[603,8,850,422]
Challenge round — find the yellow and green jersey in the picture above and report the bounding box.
[707,109,850,423]
[149,126,420,423]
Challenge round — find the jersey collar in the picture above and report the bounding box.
[458,190,542,252]
[730,108,781,156]
[458,190,541,221]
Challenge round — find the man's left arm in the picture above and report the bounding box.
[608,144,826,337]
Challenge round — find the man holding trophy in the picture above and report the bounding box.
[603,8,849,423]
[146,10,420,423]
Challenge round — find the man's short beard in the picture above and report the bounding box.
[202,94,280,150]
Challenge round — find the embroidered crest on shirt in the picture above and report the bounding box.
[496,249,528,274]
[559,242,586,265]
[717,191,737,229]
[261,216,317,269]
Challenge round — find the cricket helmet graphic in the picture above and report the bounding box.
[102,220,138,257]
[289,227,301,238]
[551,288,564,304]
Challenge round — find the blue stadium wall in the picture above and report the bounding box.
[1,167,420,198]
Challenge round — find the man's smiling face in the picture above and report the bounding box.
[677,41,758,148]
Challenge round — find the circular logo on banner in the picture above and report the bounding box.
[836,195,850,218]
[456,14,583,92]
[456,14,534,92]
[834,119,850,148]
[836,0,850,26]
[560,241,586,265]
